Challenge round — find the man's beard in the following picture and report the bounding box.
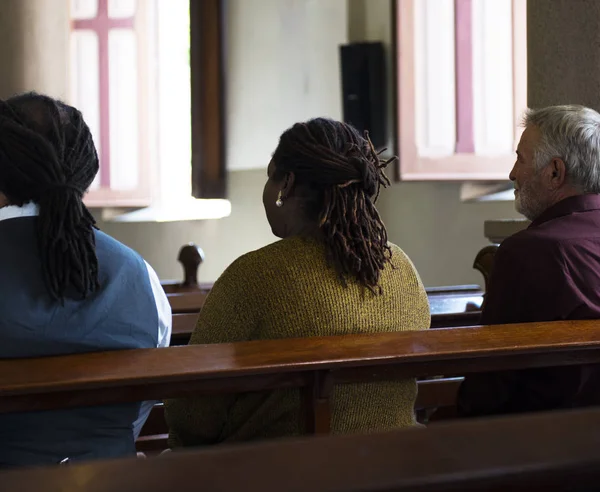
[515,182,548,221]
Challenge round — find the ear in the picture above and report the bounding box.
[547,157,567,189]
[280,172,296,198]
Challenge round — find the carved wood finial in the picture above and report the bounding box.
[178,243,205,287]
[473,245,498,304]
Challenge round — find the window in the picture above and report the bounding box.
[395,0,526,180]
[70,0,153,206]
[69,0,229,218]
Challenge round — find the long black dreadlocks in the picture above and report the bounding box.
[0,92,100,301]
[272,118,395,294]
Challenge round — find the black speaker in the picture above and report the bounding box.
[339,42,387,149]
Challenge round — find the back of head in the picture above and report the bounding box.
[272,117,394,293]
[0,92,100,301]
[524,105,600,193]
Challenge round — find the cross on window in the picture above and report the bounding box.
[73,0,135,188]
[454,0,474,154]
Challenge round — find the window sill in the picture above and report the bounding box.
[460,182,515,202]
[101,198,231,223]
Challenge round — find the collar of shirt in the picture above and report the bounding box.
[530,194,600,229]
[0,202,39,222]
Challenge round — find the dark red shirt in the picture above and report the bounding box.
[458,194,600,416]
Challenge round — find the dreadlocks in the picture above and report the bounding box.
[272,118,395,294]
[0,92,100,302]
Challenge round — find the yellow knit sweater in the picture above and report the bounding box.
[165,236,430,447]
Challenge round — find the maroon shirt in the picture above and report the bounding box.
[458,194,600,416]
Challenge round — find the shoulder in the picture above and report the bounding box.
[221,236,321,277]
[388,242,419,272]
[385,242,427,289]
[490,228,569,287]
[95,229,142,258]
[498,227,563,264]
[94,230,148,274]
[211,237,327,300]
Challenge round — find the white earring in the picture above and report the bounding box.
[275,191,284,207]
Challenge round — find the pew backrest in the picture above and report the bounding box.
[1,320,600,433]
[167,285,484,316]
[171,309,483,346]
[3,406,600,492]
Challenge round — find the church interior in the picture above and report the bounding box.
[2,0,600,490]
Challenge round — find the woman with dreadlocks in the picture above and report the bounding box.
[166,118,429,448]
[0,92,171,467]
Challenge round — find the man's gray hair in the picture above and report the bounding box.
[523,105,600,193]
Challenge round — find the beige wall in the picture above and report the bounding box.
[95,169,276,283]
[377,183,519,287]
[0,0,521,287]
[96,177,520,288]
[0,0,68,99]
[98,0,520,288]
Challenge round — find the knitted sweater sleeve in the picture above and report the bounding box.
[165,254,260,446]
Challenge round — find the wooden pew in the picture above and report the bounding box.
[161,243,485,323]
[136,377,465,453]
[162,243,497,300]
[161,244,210,294]
[3,407,600,491]
[166,280,484,343]
[1,320,599,428]
[170,304,482,347]
[166,280,483,318]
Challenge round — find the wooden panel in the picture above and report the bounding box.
[167,292,208,314]
[136,378,465,448]
[414,377,463,410]
[167,285,483,316]
[1,321,600,413]
[170,309,482,346]
[190,0,227,198]
[5,407,600,492]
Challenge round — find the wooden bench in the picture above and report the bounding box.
[166,283,483,317]
[169,303,482,347]
[161,243,485,323]
[167,282,485,345]
[3,406,600,491]
[136,376,465,453]
[1,320,599,441]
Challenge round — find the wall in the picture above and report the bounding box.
[97,0,349,282]
[0,0,69,99]
[98,0,521,287]
[227,0,347,170]
[0,0,521,287]
[376,183,519,287]
[347,0,521,286]
[95,168,275,283]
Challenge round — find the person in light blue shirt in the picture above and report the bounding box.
[0,92,171,467]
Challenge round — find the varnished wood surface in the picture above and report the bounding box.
[1,320,600,413]
[162,282,212,294]
[137,377,464,445]
[4,407,600,491]
[166,285,483,316]
[170,309,482,345]
[473,245,498,301]
[430,310,480,328]
[166,292,208,314]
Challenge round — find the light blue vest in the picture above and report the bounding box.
[0,217,158,467]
